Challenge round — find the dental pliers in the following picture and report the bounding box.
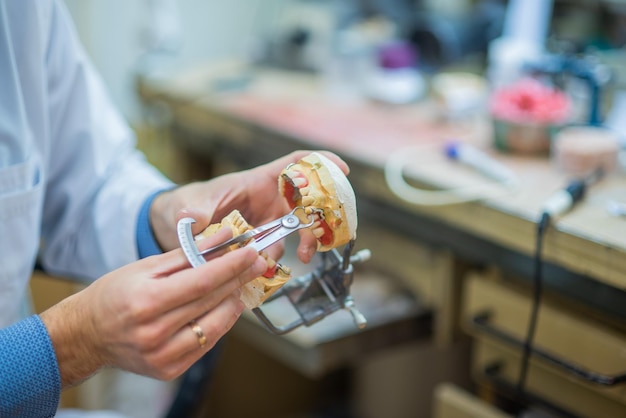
[177,206,314,268]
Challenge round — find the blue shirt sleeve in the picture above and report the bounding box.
[0,315,61,418]
[136,188,172,258]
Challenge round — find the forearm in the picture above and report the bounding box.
[0,316,61,417]
[39,293,105,389]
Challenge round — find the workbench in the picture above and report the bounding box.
[137,61,626,418]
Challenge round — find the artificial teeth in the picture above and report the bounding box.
[292,177,307,187]
[277,263,292,275]
[302,196,315,206]
[312,227,325,238]
[284,170,299,180]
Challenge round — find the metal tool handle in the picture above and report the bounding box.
[196,214,285,256]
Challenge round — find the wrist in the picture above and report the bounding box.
[137,188,174,257]
[149,188,178,251]
[40,293,105,388]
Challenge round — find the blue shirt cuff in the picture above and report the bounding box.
[0,315,61,417]
[137,188,170,258]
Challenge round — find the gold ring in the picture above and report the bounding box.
[189,319,207,348]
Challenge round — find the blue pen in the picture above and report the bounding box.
[445,141,516,184]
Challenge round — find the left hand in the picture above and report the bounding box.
[149,150,349,263]
[41,229,268,388]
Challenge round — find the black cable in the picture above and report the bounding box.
[504,169,603,410]
[517,211,551,393]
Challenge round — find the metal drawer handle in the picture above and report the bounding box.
[471,311,626,386]
[482,362,581,418]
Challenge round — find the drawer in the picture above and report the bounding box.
[461,273,626,417]
[473,338,626,418]
[433,382,513,418]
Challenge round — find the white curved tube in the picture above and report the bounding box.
[384,145,520,206]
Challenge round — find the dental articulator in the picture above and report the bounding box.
[177,207,371,335]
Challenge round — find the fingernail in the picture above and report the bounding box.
[301,246,315,263]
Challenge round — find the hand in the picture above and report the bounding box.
[40,229,268,388]
[150,150,350,263]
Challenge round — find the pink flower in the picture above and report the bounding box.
[490,78,571,125]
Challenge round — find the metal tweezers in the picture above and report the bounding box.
[198,206,314,256]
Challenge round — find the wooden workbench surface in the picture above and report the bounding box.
[138,61,626,292]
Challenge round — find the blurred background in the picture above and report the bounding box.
[63,0,278,123]
[63,0,626,126]
[35,1,626,417]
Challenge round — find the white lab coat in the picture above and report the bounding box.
[0,1,172,327]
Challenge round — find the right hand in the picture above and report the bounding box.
[149,150,350,264]
[40,228,268,388]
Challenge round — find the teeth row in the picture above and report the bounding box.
[312,227,325,238]
[231,213,249,234]
[286,170,313,199]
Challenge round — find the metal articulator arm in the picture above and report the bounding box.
[252,239,371,335]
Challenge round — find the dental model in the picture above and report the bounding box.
[196,152,358,309]
[197,209,292,309]
[279,152,358,251]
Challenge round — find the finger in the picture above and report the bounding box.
[180,292,243,356]
[195,226,236,261]
[296,228,318,264]
[154,250,266,333]
[140,226,234,279]
[176,207,216,237]
[143,292,244,380]
[152,247,267,315]
[316,150,350,175]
